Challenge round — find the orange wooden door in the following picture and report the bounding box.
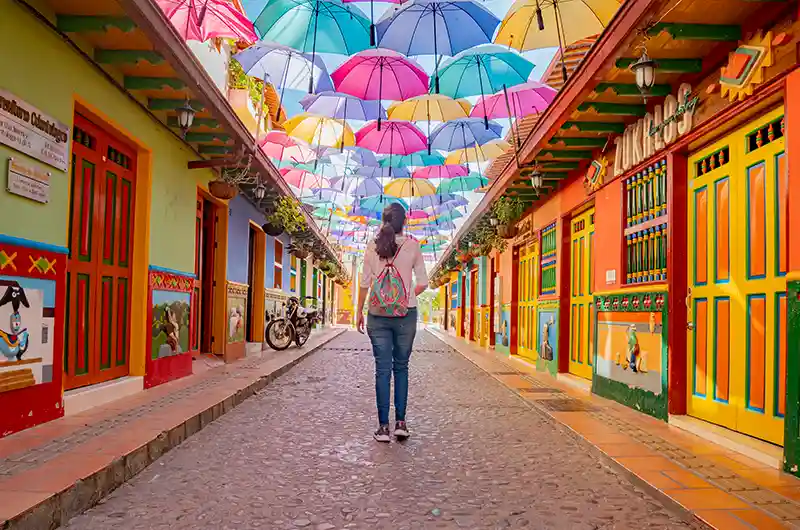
[65,114,135,389]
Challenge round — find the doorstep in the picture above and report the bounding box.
[0,326,346,530]
[430,328,800,530]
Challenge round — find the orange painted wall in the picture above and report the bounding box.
[593,177,624,291]
[496,247,514,305]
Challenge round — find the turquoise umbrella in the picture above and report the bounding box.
[379,151,445,168]
[435,44,534,101]
[431,208,464,223]
[254,0,371,84]
[436,173,488,193]
[358,195,409,212]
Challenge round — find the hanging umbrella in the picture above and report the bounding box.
[413,164,468,179]
[436,45,534,127]
[327,146,380,168]
[156,0,257,43]
[350,178,384,197]
[445,138,511,164]
[384,178,437,198]
[356,121,428,156]
[254,0,370,82]
[375,0,500,93]
[260,131,319,162]
[387,94,470,121]
[429,118,502,150]
[409,226,446,237]
[407,209,432,220]
[472,81,556,119]
[305,187,351,204]
[341,0,402,46]
[332,49,429,129]
[495,0,620,81]
[300,92,386,122]
[358,195,410,211]
[283,113,356,148]
[356,166,410,178]
[436,174,488,193]
[280,168,330,188]
[233,43,333,113]
[411,193,465,209]
[427,208,464,222]
[379,151,445,168]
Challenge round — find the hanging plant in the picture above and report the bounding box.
[318,259,335,275]
[491,197,525,239]
[208,177,238,200]
[270,197,306,235]
[289,240,312,260]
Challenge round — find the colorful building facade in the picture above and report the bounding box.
[0,0,343,438]
[433,0,800,473]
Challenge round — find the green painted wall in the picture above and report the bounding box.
[0,0,215,272]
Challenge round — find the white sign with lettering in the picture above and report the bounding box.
[613,83,698,177]
[7,157,50,204]
[0,88,70,172]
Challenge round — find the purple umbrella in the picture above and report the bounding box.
[429,117,502,151]
[300,91,386,121]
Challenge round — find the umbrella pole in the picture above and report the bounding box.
[340,98,348,152]
[427,100,432,155]
[553,0,569,83]
[502,84,521,168]
[377,62,384,131]
[370,0,376,46]
[432,7,440,94]
[276,54,292,123]
[475,57,489,130]
[512,92,523,146]
[309,4,321,94]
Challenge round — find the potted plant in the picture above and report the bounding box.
[492,197,525,239]
[267,197,306,236]
[208,168,239,200]
[319,259,335,275]
[289,241,311,260]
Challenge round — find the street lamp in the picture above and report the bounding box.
[630,48,657,96]
[254,181,266,200]
[530,169,543,190]
[176,98,196,138]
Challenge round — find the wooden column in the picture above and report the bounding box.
[666,151,688,415]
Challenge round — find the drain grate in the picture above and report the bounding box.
[518,387,562,394]
[491,371,520,376]
[536,398,599,412]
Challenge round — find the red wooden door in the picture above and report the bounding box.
[65,114,135,389]
[192,196,216,354]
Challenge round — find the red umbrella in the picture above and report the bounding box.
[156,0,257,43]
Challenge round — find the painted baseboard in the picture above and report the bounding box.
[64,376,144,416]
[668,414,783,469]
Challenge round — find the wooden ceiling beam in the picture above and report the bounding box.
[562,121,625,133]
[615,57,703,73]
[594,82,671,97]
[549,137,607,148]
[148,98,205,111]
[577,102,647,116]
[647,22,741,41]
[95,49,165,65]
[56,15,136,33]
[124,76,186,90]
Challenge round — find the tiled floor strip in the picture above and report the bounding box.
[0,327,346,530]
[430,328,800,530]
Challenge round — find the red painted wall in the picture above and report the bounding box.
[787,70,800,274]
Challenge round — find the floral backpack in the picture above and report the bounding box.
[368,240,408,317]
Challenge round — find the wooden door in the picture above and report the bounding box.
[687,107,787,445]
[569,208,595,380]
[469,268,477,341]
[518,242,538,359]
[65,114,135,389]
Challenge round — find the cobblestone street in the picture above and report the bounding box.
[64,330,694,530]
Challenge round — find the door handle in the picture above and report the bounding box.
[687,322,694,331]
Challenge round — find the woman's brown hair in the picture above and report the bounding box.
[374,202,406,259]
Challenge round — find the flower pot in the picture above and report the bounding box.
[262,221,284,237]
[209,179,237,200]
[292,249,309,260]
[497,225,517,239]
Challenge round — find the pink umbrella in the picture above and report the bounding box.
[260,131,317,164]
[156,0,257,43]
[356,120,427,156]
[280,168,330,189]
[332,49,429,129]
[407,209,431,219]
[413,165,470,179]
[471,81,557,120]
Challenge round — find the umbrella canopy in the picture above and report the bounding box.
[299,91,386,121]
[435,174,488,193]
[387,94,471,122]
[410,192,465,209]
[350,178,384,197]
[378,151,445,168]
[471,81,557,119]
[233,42,333,97]
[358,195,410,212]
[407,209,432,219]
[260,131,319,163]
[436,45,534,100]
[157,0,257,42]
[429,118,502,150]
[384,178,437,197]
[445,138,511,163]
[283,113,356,148]
[413,164,468,179]
[332,49,429,109]
[280,168,330,188]
[254,0,371,55]
[327,146,380,168]
[305,187,351,204]
[356,166,410,178]
[375,0,500,92]
[495,0,619,51]
[356,120,428,156]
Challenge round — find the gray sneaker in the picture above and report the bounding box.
[394,421,410,439]
[373,425,391,443]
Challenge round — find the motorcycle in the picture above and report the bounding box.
[265,296,321,351]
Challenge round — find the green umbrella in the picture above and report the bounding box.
[379,151,445,168]
[436,174,489,194]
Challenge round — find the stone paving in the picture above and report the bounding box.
[64,330,695,530]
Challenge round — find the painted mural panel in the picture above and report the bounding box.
[227,283,248,344]
[0,277,55,392]
[151,290,190,359]
[495,304,511,354]
[536,302,558,376]
[593,292,668,420]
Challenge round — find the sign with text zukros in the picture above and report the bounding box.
[0,89,70,172]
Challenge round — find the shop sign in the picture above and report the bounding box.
[0,89,70,172]
[6,157,50,204]
[613,83,697,177]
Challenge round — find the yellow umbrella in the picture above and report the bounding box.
[495,0,620,52]
[384,178,437,198]
[387,94,471,122]
[283,113,355,148]
[445,139,511,164]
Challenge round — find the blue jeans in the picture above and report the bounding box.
[367,307,417,425]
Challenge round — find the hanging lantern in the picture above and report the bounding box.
[530,169,543,190]
[176,98,196,138]
[630,49,657,96]
[489,216,498,227]
[254,181,266,200]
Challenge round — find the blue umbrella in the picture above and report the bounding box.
[356,166,410,178]
[375,0,500,93]
[378,151,445,168]
[350,178,384,197]
[328,146,380,168]
[411,193,465,209]
[429,118,502,150]
[299,91,386,121]
[359,195,410,212]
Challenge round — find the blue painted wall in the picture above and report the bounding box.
[227,195,265,284]
[264,232,292,292]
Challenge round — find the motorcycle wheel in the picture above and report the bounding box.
[266,318,294,351]
[295,323,311,347]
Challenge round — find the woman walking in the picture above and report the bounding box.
[357,203,428,442]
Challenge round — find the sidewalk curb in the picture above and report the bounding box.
[4,328,347,530]
[428,328,711,530]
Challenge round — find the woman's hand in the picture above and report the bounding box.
[357,313,366,334]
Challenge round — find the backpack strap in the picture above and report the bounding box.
[387,238,407,266]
